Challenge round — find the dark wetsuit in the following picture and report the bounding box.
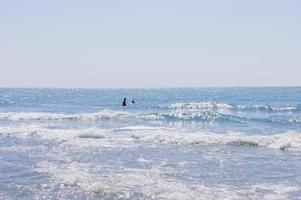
[122,98,127,106]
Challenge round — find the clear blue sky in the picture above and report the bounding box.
[0,0,300,88]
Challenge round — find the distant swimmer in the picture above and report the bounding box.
[122,98,127,107]
[132,100,135,104]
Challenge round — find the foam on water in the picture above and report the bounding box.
[0,110,130,121]
[1,125,301,152]
[161,102,298,111]
[34,160,299,200]
[0,110,300,126]
[162,102,233,110]
[129,129,301,152]
[1,88,301,199]
[0,110,223,123]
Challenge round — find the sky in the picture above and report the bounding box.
[0,0,300,88]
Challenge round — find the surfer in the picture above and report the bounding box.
[132,100,135,104]
[122,98,127,107]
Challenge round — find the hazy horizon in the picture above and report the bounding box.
[1,0,300,88]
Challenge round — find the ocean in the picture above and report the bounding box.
[0,87,301,199]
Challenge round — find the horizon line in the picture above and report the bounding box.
[0,85,300,90]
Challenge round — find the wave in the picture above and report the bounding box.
[0,110,223,122]
[35,160,298,200]
[129,129,301,152]
[161,102,233,110]
[1,125,301,152]
[0,110,299,125]
[160,102,299,111]
[0,110,130,121]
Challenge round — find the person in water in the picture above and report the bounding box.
[132,100,135,104]
[122,98,127,106]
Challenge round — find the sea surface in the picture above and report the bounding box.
[0,87,301,200]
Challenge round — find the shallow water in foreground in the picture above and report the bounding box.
[0,87,301,199]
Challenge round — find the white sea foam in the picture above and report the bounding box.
[2,124,301,199]
[0,110,168,121]
[0,110,221,122]
[1,125,301,152]
[35,161,233,199]
[163,102,233,110]
[115,126,164,131]
[271,106,297,111]
[162,102,298,111]
[131,129,301,151]
[0,109,299,125]
[0,110,133,121]
[246,104,297,111]
[250,183,299,200]
[35,160,299,200]
[0,125,103,140]
[0,125,138,149]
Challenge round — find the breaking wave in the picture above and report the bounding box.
[34,160,298,200]
[129,129,301,152]
[160,102,299,111]
[1,125,301,152]
[0,110,299,125]
[0,110,223,122]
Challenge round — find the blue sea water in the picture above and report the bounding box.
[0,87,301,199]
